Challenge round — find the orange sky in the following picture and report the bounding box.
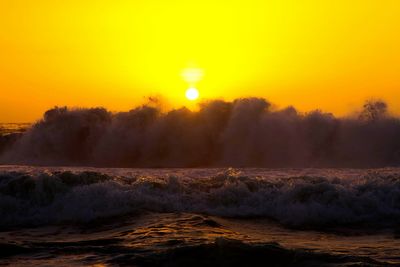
[1,0,400,122]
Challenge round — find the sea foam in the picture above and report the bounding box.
[0,167,399,229]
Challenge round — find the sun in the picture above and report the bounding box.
[185,87,199,101]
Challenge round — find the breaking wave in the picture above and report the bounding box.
[1,168,400,229]
[1,98,400,167]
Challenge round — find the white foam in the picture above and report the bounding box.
[0,167,400,228]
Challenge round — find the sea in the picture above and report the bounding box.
[0,166,400,266]
[0,123,31,136]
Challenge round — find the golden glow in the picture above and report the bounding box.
[182,68,204,84]
[185,88,199,101]
[1,1,400,122]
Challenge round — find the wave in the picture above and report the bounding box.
[127,237,388,267]
[1,98,400,167]
[1,168,400,229]
[1,236,389,266]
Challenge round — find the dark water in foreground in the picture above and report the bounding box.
[1,167,400,266]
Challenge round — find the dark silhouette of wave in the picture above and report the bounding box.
[1,98,400,167]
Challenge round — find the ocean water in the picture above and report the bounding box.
[0,166,400,266]
[0,123,30,136]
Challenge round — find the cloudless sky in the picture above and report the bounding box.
[1,0,400,122]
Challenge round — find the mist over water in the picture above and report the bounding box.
[1,98,400,167]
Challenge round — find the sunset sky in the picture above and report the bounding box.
[1,0,399,122]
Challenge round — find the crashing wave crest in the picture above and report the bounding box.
[1,98,400,167]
